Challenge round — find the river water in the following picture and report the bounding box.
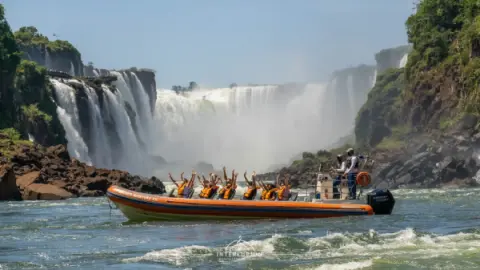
[0,188,479,270]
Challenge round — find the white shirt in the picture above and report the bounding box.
[336,161,346,173]
[344,156,359,174]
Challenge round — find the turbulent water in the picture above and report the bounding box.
[50,71,374,176]
[1,188,479,269]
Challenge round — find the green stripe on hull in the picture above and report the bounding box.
[115,203,266,222]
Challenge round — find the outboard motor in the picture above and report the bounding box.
[366,189,395,215]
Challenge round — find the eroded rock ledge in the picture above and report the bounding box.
[0,143,165,201]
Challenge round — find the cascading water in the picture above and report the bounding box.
[346,75,355,121]
[69,62,75,76]
[48,67,377,177]
[399,53,408,68]
[152,84,334,173]
[50,79,91,163]
[45,48,52,69]
[82,83,112,168]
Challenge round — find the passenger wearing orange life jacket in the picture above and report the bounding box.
[242,171,259,200]
[210,174,221,195]
[197,175,212,199]
[264,183,278,200]
[218,167,238,200]
[259,179,268,200]
[276,175,291,201]
[168,172,191,198]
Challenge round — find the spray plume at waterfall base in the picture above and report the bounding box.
[50,74,366,177]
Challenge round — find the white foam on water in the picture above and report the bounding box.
[122,228,480,268]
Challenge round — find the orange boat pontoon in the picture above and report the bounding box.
[106,184,395,221]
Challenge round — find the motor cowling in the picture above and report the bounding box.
[366,189,395,215]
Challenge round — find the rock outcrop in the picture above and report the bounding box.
[374,45,411,73]
[0,142,165,201]
[0,165,21,200]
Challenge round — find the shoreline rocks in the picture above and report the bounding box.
[259,133,480,190]
[0,143,165,201]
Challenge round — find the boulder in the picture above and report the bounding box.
[0,165,21,201]
[22,184,73,200]
[16,171,41,189]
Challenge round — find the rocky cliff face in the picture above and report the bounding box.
[375,45,412,73]
[352,0,480,189]
[330,64,376,120]
[20,45,83,76]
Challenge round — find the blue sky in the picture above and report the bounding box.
[2,0,413,88]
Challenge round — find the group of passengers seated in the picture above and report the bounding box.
[168,166,294,201]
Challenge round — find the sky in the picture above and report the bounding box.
[2,0,413,88]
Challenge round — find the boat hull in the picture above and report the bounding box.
[106,185,374,221]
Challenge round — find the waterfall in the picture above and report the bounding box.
[399,53,408,68]
[50,79,91,163]
[83,84,112,167]
[69,62,75,76]
[48,68,378,176]
[45,48,52,69]
[152,84,331,172]
[371,69,377,88]
[346,75,355,122]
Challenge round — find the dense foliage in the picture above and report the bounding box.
[14,26,81,56]
[405,0,480,113]
[0,4,66,144]
[0,4,21,129]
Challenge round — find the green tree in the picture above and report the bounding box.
[188,81,198,90]
[0,4,21,128]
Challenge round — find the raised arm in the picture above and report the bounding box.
[198,175,205,187]
[231,169,235,181]
[276,174,280,186]
[223,166,228,181]
[169,173,179,187]
[244,171,252,185]
[233,172,238,188]
[189,170,197,187]
[259,179,267,189]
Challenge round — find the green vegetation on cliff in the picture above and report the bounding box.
[0,4,66,145]
[0,4,21,129]
[355,68,405,148]
[355,0,480,151]
[0,128,32,159]
[14,26,81,56]
[404,0,480,117]
[14,60,66,145]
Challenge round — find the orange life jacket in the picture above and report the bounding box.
[277,186,287,200]
[177,183,187,197]
[223,187,233,199]
[200,187,212,198]
[265,188,278,200]
[243,186,256,199]
[260,189,268,200]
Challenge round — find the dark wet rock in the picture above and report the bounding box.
[0,143,166,201]
[0,165,22,201]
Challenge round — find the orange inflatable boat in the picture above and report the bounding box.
[106,185,395,221]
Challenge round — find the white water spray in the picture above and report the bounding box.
[399,53,408,68]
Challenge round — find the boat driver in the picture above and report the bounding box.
[343,148,359,199]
